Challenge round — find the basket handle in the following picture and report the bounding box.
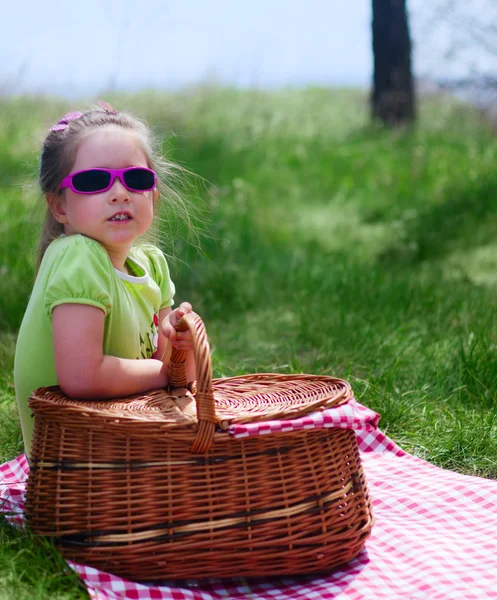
[167,311,217,454]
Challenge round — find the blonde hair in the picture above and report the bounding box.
[37,106,192,271]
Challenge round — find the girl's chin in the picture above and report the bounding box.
[68,225,147,248]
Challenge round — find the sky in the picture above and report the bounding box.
[2,0,495,98]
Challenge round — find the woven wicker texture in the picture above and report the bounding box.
[25,312,374,581]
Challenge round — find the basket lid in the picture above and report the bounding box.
[212,373,352,425]
[29,374,351,427]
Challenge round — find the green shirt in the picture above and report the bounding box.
[14,234,175,457]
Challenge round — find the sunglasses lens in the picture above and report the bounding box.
[72,170,111,192]
[123,168,155,191]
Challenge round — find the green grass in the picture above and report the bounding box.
[0,517,87,600]
[1,88,497,596]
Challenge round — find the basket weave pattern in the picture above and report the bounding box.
[25,313,374,581]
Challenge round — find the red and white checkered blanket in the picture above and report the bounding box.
[2,400,497,599]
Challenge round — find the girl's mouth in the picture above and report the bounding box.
[108,213,132,222]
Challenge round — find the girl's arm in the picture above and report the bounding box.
[52,304,169,399]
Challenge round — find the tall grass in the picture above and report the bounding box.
[0,88,497,596]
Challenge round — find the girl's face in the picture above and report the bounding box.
[51,127,157,267]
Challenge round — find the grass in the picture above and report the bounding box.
[1,87,497,596]
[0,517,87,600]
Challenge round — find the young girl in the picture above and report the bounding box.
[14,102,195,459]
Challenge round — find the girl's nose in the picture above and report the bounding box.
[108,177,130,202]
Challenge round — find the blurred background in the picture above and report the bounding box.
[1,0,497,475]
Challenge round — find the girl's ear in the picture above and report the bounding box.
[46,193,68,224]
[153,188,159,203]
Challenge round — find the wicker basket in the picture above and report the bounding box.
[25,312,374,581]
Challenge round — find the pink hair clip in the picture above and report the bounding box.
[50,111,83,132]
[98,99,119,115]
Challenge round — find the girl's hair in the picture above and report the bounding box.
[37,105,192,271]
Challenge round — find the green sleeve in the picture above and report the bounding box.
[44,235,113,318]
[141,245,176,309]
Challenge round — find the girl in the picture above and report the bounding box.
[14,102,195,459]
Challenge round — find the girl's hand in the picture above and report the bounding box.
[161,302,193,350]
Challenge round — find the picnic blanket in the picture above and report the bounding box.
[2,400,497,600]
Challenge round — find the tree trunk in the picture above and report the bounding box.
[371,0,416,125]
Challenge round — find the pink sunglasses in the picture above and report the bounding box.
[59,167,157,194]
